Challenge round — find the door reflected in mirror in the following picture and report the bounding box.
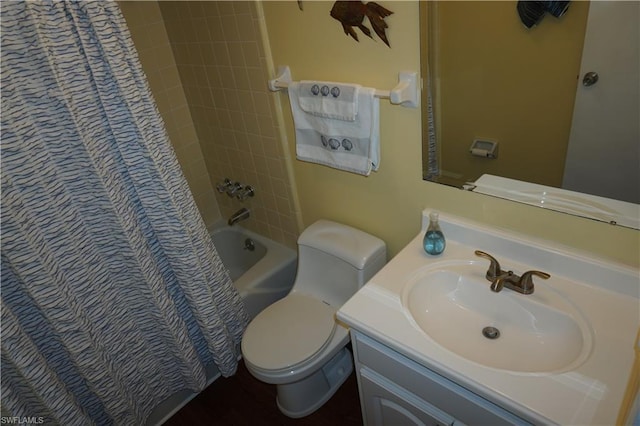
[420,1,639,227]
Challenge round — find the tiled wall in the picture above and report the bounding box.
[119,1,222,228]
[158,1,300,248]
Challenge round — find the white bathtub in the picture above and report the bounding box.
[146,225,296,425]
[210,225,297,319]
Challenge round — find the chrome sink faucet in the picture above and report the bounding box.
[474,250,550,294]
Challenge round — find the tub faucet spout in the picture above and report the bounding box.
[228,208,250,226]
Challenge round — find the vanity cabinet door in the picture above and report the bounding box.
[359,367,455,426]
[353,332,531,426]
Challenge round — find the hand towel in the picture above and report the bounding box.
[289,82,380,176]
[297,81,361,121]
[545,1,570,17]
[517,1,570,29]
[517,1,545,28]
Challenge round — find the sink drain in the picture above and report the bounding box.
[482,326,500,339]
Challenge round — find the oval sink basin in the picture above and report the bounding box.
[402,262,593,374]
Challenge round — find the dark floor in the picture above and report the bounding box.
[163,359,363,426]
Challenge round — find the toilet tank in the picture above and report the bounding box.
[293,220,386,307]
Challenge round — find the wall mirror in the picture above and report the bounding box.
[420,1,639,229]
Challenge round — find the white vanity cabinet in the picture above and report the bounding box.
[338,211,639,425]
[351,331,532,426]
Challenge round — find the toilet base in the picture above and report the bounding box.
[275,347,354,418]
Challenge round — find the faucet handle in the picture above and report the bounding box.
[519,270,550,293]
[216,178,233,193]
[474,250,503,281]
[226,182,243,197]
[236,185,255,201]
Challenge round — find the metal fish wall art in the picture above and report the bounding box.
[330,1,393,48]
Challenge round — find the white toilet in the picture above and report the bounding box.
[241,220,386,418]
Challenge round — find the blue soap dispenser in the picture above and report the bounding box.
[423,211,446,255]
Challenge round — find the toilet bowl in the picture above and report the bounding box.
[241,220,386,418]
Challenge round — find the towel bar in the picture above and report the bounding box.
[268,66,419,108]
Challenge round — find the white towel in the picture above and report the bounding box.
[289,82,380,176]
[297,81,361,121]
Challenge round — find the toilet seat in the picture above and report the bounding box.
[242,293,337,372]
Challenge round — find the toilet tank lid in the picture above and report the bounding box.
[298,220,386,270]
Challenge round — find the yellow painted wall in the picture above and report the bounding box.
[436,1,589,186]
[262,0,639,268]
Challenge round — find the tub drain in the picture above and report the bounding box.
[243,238,255,251]
[482,326,500,339]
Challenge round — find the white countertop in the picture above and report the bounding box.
[338,212,639,425]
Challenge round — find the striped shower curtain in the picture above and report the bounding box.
[1,1,249,424]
